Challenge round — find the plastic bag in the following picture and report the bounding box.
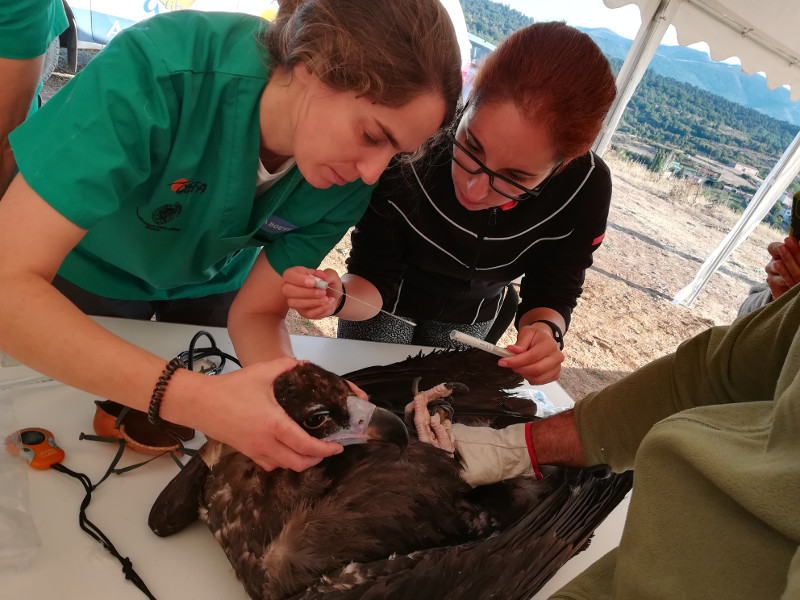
[507,388,559,418]
[0,393,42,570]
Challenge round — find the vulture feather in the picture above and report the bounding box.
[149,350,632,600]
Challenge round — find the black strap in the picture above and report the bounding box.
[530,319,564,350]
[50,463,157,600]
[331,282,348,316]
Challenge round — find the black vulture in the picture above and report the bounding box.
[149,350,632,600]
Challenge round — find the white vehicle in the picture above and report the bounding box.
[52,0,471,80]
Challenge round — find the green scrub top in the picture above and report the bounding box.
[0,0,68,116]
[0,0,67,59]
[10,11,373,300]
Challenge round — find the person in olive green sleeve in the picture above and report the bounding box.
[441,282,800,599]
[0,0,463,473]
[738,235,800,318]
[0,0,67,197]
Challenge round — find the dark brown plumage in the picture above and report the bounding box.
[149,352,632,600]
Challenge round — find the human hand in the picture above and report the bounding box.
[345,379,369,401]
[765,237,800,300]
[498,323,564,384]
[281,266,343,319]
[192,357,344,471]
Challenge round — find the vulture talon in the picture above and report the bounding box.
[404,381,466,455]
[428,399,454,423]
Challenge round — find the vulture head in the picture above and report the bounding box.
[149,351,632,600]
[272,362,408,447]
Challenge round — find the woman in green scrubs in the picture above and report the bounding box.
[0,0,67,196]
[0,0,463,471]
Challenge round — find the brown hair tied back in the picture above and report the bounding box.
[263,0,463,128]
[472,21,616,162]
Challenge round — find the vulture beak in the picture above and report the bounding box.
[322,396,409,447]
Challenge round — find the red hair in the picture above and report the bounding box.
[471,22,615,161]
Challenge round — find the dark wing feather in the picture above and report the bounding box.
[345,349,539,428]
[148,443,211,536]
[285,469,633,600]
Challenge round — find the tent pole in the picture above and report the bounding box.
[673,129,800,307]
[593,0,681,157]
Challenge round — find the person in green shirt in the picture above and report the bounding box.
[0,0,463,472]
[0,0,67,197]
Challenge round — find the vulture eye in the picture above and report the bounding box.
[303,412,331,430]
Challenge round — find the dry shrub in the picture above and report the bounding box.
[604,153,663,195]
[604,152,706,207]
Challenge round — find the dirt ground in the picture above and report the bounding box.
[44,51,778,401]
[288,154,778,399]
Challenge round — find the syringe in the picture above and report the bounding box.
[311,276,417,327]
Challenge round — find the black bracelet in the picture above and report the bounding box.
[530,320,564,351]
[331,282,347,316]
[147,357,185,425]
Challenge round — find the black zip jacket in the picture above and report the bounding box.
[345,144,612,331]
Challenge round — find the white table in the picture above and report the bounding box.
[1,317,627,599]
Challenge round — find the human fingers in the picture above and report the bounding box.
[501,329,563,384]
[767,260,792,300]
[345,379,369,401]
[516,355,563,384]
[773,258,797,288]
[227,397,342,471]
[766,241,784,259]
[266,417,344,471]
[285,295,338,319]
[508,351,563,384]
[319,268,343,292]
[282,266,327,301]
[501,324,559,367]
[764,257,781,278]
[779,237,800,283]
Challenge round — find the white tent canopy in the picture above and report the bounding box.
[592,0,800,306]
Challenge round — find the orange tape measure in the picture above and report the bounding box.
[5,427,65,469]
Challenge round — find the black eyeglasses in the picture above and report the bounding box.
[448,133,562,201]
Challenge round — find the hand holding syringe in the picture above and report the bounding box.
[310,275,417,327]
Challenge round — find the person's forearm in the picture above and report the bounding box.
[228,309,294,366]
[0,144,18,199]
[335,273,383,321]
[529,409,585,466]
[0,273,178,412]
[0,54,46,199]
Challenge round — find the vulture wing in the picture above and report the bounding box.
[286,468,634,600]
[345,348,540,428]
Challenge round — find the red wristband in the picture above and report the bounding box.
[524,421,544,480]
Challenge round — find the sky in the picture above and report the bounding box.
[501,0,737,64]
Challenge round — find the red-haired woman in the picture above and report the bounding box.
[283,22,616,385]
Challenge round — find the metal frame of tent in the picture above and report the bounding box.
[592,0,800,305]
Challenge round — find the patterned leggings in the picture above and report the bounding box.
[337,310,494,349]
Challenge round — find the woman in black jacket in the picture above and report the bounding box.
[283,22,616,385]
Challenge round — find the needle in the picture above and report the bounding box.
[311,276,417,327]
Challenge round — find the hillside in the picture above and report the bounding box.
[582,27,800,127]
[611,57,800,176]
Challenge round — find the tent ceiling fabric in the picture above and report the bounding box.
[604,0,800,100]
